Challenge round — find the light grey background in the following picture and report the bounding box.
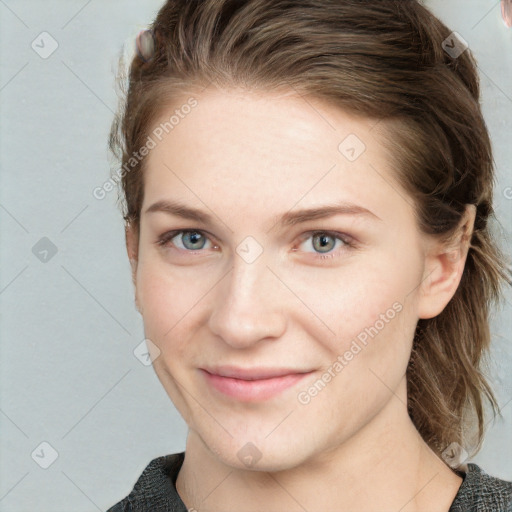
[0,1,511,511]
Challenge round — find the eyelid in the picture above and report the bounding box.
[293,230,355,259]
[157,229,219,251]
[296,229,354,245]
[157,228,356,260]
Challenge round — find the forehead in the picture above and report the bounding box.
[148,87,374,168]
[142,88,414,228]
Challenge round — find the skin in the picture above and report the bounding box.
[125,87,475,512]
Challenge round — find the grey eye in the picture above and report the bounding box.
[312,233,336,253]
[179,231,208,250]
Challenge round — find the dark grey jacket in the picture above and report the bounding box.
[106,452,512,511]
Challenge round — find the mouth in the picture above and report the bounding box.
[199,366,315,402]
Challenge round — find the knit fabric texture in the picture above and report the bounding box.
[106,452,512,511]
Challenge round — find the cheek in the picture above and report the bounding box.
[137,263,184,338]
[291,250,422,409]
[136,259,217,356]
[136,236,422,365]
[289,251,418,349]
[296,273,416,432]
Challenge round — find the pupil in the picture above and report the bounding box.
[185,232,204,249]
[314,234,334,253]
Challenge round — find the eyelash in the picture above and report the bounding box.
[156,229,356,262]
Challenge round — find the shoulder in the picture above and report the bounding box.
[450,463,512,512]
[106,452,186,512]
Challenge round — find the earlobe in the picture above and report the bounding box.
[417,204,476,320]
[125,224,139,262]
[417,251,465,320]
[125,224,139,276]
[125,223,142,313]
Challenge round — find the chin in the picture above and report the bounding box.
[199,431,313,473]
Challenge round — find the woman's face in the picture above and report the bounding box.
[129,88,434,470]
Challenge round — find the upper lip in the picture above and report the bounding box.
[201,366,314,380]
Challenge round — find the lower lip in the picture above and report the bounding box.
[200,369,313,401]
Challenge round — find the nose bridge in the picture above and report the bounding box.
[208,248,286,348]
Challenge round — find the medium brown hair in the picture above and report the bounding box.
[109,0,510,460]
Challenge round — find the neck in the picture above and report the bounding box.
[175,380,463,512]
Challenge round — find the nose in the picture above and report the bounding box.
[208,253,287,349]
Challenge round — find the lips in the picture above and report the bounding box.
[199,366,314,401]
[203,366,312,380]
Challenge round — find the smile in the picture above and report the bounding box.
[199,368,314,402]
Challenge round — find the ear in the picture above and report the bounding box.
[417,204,476,320]
[125,222,141,313]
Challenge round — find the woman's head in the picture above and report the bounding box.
[110,0,509,467]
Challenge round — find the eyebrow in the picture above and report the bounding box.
[144,199,381,229]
